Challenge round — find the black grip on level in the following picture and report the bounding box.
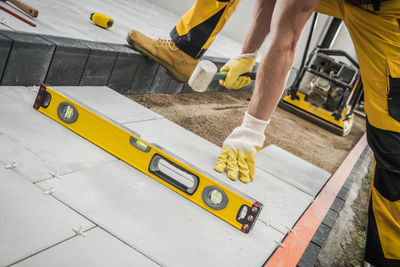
[149,154,199,195]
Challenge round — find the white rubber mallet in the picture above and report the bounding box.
[188,60,256,92]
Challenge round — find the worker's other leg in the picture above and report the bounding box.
[127,0,240,83]
[365,120,400,266]
[171,0,241,59]
[248,0,319,120]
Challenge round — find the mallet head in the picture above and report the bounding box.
[188,60,218,92]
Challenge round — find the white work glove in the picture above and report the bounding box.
[214,112,269,183]
[219,52,257,90]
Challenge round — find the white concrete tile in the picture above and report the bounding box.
[257,145,331,197]
[36,160,284,267]
[0,167,94,266]
[53,86,162,124]
[0,86,116,182]
[0,21,14,31]
[124,119,313,232]
[12,227,159,267]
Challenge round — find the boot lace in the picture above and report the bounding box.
[157,39,179,51]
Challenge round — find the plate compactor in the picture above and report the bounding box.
[279,13,363,136]
[280,48,363,136]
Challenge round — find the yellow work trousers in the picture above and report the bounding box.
[317,1,400,265]
[365,121,400,267]
[170,0,241,59]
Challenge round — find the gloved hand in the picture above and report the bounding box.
[214,112,269,183]
[219,52,257,90]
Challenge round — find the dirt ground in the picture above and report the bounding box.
[130,91,366,174]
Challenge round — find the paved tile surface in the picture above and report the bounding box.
[37,160,284,267]
[12,227,159,267]
[0,86,116,182]
[0,0,242,58]
[41,85,314,232]
[256,145,331,197]
[124,118,314,232]
[53,86,162,124]
[0,167,94,266]
[0,85,330,266]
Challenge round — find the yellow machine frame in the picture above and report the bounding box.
[280,48,363,136]
[280,91,354,136]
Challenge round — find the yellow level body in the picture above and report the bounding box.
[33,85,263,233]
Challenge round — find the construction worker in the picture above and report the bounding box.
[316,3,400,266]
[127,0,400,265]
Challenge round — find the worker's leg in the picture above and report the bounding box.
[313,1,400,263]
[127,0,241,83]
[171,0,241,59]
[365,120,400,266]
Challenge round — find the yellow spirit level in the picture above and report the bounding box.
[33,85,263,233]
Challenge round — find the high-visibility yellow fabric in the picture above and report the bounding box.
[317,0,400,132]
[175,0,241,50]
[369,159,400,260]
[372,186,400,259]
[318,1,400,262]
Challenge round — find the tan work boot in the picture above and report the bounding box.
[127,30,199,83]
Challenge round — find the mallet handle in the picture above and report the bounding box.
[215,72,257,80]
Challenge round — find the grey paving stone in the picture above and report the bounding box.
[150,66,171,94]
[311,223,331,247]
[322,209,339,228]
[79,41,117,86]
[106,44,140,94]
[297,242,322,267]
[181,82,196,93]
[0,168,94,266]
[330,197,345,213]
[129,56,159,94]
[166,79,184,94]
[257,145,331,197]
[0,30,55,86]
[52,86,163,124]
[0,33,11,80]
[343,178,354,190]
[36,160,284,267]
[337,186,350,201]
[349,169,358,182]
[43,35,90,86]
[0,86,116,182]
[12,227,158,267]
